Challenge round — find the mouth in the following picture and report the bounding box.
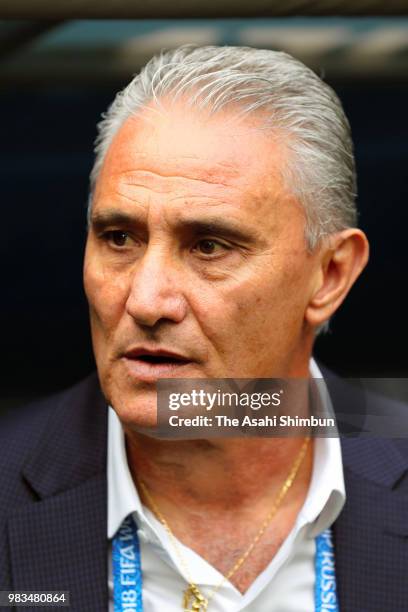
[122,347,193,382]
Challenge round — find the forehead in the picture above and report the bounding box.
[100,103,284,181]
[94,103,301,230]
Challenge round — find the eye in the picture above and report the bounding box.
[197,239,217,254]
[104,230,130,247]
[193,239,229,257]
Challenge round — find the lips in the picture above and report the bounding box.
[122,347,193,382]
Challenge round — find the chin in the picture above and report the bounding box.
[100,368,159,429]
[110,393,158,430]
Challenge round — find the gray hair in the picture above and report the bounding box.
[89,45,357,250]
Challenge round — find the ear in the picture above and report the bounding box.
[305,228,369,329]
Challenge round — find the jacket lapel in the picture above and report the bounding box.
[7,374,108,611]
[321,369,408,610]
[334,437,408,611]
[8,475,107,610]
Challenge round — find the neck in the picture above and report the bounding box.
[125,432,313,516]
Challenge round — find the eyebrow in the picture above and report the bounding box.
[91,210,141,232]
[177,219,258,244]
[90,210,260,245]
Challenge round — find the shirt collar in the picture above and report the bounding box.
[107,358,345,540]
[107,403,144,539]
[303,359,346,537]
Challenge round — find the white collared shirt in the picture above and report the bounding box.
[107,360,345,611]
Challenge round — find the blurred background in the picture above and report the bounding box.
[1,16,408,411]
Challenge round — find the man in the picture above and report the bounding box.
[1,46,407,611]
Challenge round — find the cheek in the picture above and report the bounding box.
[191,282,271,358]
[84,257,130,333]
[201,263,309,348]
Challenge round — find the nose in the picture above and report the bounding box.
[125,247,188,327]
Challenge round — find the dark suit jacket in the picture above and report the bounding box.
[1,372,408,611]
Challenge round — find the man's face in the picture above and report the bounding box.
[84,103,320,428]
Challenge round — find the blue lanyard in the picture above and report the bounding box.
[113,515,143,611]
[113,515,339,612]
[315,528,339,612]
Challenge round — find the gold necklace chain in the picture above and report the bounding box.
[138,436,310,612]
